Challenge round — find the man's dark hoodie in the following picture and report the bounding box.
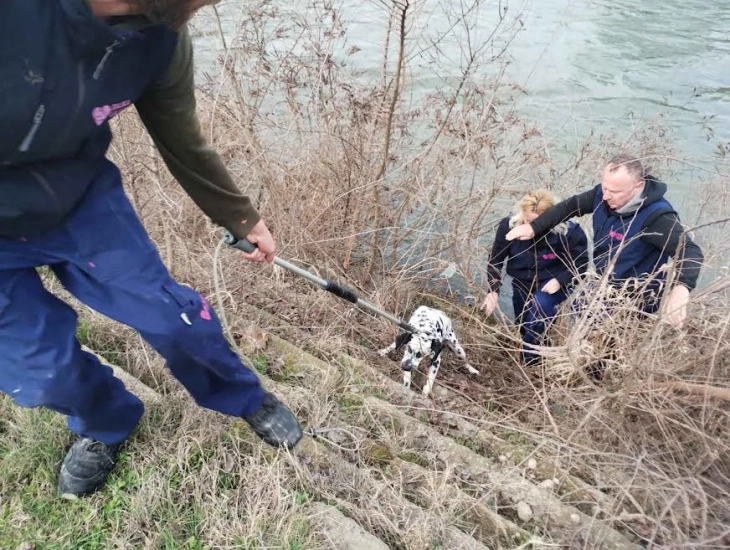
[529,177,704,291]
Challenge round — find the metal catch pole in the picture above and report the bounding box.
[223,231,418,334]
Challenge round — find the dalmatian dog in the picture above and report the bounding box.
[378,305,479,396]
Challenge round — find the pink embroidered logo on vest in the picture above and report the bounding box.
[609,229,624,241]
[200,296,212,321]
[91,100,132,126]
[541,253,557,260]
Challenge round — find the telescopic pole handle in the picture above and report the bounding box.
[223,231,257,254]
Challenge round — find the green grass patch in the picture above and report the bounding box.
[0,396,316,550]
[399,451,431,469]
[252,354,269,375]
[75,319,125,368]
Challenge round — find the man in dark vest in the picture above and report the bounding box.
[505,154,704,328]
[0,0,303,499]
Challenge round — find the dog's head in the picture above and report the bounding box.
[395,331,444,372]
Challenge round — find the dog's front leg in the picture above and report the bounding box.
[423,356,441,396]
[403,369,412,391]
[378,342,396,357]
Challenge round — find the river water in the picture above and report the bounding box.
[191,0,729,211]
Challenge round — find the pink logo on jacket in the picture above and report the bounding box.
[609,229,624,241]
[91,100,131,126]
[541,253,557,260]
[200,296,212,321]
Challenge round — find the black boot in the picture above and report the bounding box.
[243,391,303,450]
[58,438,120,499]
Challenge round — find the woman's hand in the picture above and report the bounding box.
[481,292,499,316]
[541,278,561,295]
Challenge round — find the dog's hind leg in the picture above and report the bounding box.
[446,332,479,375]
[465,364,479,375]
[423,356,441,396]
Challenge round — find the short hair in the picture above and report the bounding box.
[606,154,646,182]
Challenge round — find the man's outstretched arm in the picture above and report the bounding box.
[530,189,595,237]
[506,188,595,241]
[134,26,273,261]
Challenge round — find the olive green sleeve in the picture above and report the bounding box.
[135,26,260,240]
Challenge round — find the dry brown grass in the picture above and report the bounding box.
[98,1,730,544]
[4,1,730,548]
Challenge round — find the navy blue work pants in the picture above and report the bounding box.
[0,161,264,445]
[512,279,569,363]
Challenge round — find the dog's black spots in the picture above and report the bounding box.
[430,340,445,358]
[395,332,411,350]
[389,305,474,395]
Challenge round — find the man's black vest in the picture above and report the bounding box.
[591,185,673,290]
[0,0,178,236]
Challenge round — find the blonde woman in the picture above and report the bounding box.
[481,190,588,365]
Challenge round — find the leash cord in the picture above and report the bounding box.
[213,239,359,450]
[212,239,232,342]
[304,427,361,452]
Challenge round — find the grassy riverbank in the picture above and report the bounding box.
[2,1,730,547]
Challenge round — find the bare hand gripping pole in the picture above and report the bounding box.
[223,231,418,334]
